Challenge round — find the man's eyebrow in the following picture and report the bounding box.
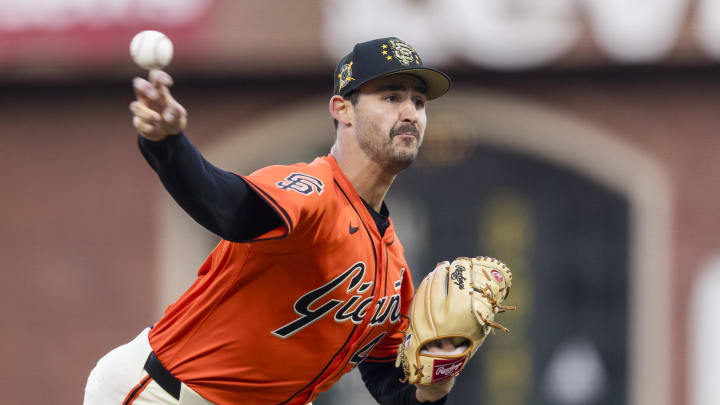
[376,82,428,95]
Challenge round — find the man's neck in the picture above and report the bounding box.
[331,146,396,213]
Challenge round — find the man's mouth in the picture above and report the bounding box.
[391,125,419,139]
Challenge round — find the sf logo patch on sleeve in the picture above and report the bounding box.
[276,173,324,195]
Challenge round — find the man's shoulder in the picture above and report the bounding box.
[250,156,335,182]
[245,155,336,198]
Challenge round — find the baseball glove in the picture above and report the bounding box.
[395,256,515,385]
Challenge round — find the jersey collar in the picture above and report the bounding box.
[325,155,395,243]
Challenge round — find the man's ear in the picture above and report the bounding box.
[329,95,352,127]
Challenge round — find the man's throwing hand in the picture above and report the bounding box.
[130,69,187,141]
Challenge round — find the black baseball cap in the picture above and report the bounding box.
[333,37,451,100]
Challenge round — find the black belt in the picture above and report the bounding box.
[144,351,181,400]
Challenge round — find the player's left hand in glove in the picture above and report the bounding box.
[396,256,515,399]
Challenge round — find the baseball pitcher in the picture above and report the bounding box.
[83,37,514,405]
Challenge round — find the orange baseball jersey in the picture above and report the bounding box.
[148,155,415,405]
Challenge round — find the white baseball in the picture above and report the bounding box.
[130,30,174,70]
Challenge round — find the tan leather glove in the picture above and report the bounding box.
[396,256,515,385]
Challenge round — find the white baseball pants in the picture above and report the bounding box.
[83,328,213,405]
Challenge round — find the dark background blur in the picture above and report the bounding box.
[2,1,719,404]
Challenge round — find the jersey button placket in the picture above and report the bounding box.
[352,238,387,359]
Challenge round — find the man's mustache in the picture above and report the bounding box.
[390,124,419,139]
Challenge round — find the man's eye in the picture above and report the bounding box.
[415,99,426,108]
[385,95,398,102]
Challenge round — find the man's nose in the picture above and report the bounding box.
[399,99,418,123]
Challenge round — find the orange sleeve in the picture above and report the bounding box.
[240,160,333,244]
[365,267,416,362]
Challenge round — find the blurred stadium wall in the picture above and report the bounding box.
[1,1,719,404]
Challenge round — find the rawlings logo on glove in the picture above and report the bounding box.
[396,256,516,385]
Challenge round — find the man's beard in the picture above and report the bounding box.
[355,116,421,173]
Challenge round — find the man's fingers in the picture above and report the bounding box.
[129,101,162,122]
[425,338,457,353]
[162,110,176,123]
[133,77,166,112]
[150,70,174,114]
[439,338,455,352]
[149,69,174,88]
[156,87,187,125]
[163,101,187,123]
[133,116,156,135]
[131,70,186,140]
[133,77,159,100]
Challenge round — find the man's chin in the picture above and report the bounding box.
[388,149,418,172]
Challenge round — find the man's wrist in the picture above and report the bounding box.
[414,385,448,403]
[413,375,455,404]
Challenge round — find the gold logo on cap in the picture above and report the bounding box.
[386,39,420,66]
[337,61,355,92]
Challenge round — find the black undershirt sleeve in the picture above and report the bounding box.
[138,133,283,241]
[358,361,448,405]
